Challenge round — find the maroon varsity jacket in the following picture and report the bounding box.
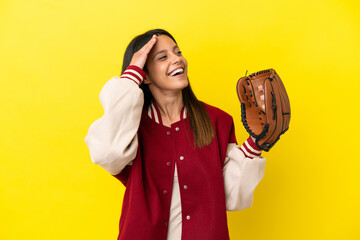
[114,102,237,240]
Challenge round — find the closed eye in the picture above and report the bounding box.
[158,50,182,60]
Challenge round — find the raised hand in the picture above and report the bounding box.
[236,69,291,152]
[129,34,158,70]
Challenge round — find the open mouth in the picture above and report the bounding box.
[168,67,185,77]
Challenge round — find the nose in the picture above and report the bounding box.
[171,53,181,64]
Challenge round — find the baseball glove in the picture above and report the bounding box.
[236,69,291,151]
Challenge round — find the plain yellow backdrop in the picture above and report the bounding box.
[1,0,359,239]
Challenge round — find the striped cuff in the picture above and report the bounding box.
[120,65,146,86]
[239,136,262,159]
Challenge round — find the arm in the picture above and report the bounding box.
[84,65,146,175]
[223,136,266,211]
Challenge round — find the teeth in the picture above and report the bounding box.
[169,68,184,76]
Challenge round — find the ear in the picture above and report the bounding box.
[143,74,151,84]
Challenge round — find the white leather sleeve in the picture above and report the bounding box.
[223,143,266,211]
[84,77,144,175]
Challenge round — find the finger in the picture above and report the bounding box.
[237,77,253,107]
[262,78,283,146]
[272,72,291,132]
[237,76,265,138]
[141,35,157,54]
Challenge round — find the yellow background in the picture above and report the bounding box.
[1,0,359,239]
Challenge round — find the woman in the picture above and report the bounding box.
[85,29,266,240]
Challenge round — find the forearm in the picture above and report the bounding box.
[223,136,266,211]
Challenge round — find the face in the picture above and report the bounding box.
[144,35,188,94]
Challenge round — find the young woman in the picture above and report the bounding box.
[85,29,266,240]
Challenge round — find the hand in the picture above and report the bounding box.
[237,69,291,152]
[129,34,157,70]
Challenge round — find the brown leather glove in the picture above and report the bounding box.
[236,69,291,151]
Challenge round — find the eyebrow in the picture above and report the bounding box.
[153,45,179,60]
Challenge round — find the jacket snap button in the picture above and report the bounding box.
[166,162,172,167]
[166,131,171,136]
[163,190,168,195]
[186,215,190,220]
[175,127,179,131]
[183,185,188,189]
[179,156,184,160]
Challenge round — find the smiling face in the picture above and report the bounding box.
[144,35,188,94]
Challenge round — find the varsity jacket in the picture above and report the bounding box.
[85,65,266,240]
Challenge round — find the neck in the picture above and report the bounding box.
[152,90,183,127]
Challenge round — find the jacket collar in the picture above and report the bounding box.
[147,100,187,125]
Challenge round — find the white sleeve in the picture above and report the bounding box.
[223,141,266,211]
[84,66,145,175]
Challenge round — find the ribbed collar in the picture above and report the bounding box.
[147,100,187,125]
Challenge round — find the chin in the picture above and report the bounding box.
[165,75,188,89]
[178,78,189,90]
